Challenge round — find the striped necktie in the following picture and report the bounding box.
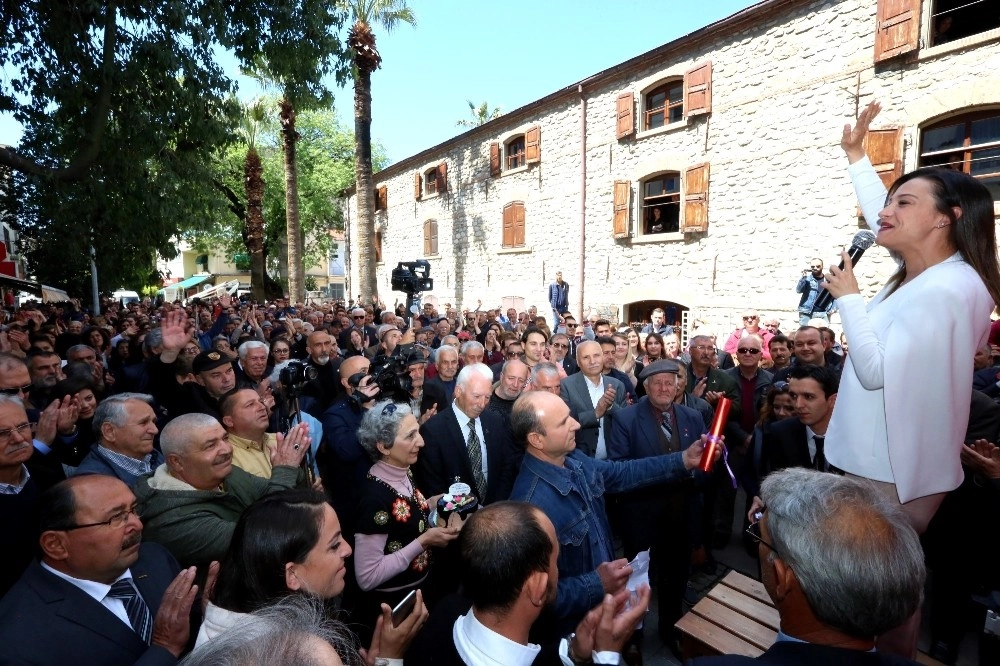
[107,578,152,644]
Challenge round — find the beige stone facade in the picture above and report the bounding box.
[342,0,1000,337]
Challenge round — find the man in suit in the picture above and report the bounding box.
[560,341,627,459]
[73,392,164,488]
[426,344,460,404]
[762,364,838,475]
[548,333,579,376]
[608,360,707,648]
[695,468,924,665]
[0,475,200,665]
[772,326,841,383]
[414,364,519,505]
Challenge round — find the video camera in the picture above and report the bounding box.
[391,260,433,295]
[278,360,318,393]
[347,343,427,408]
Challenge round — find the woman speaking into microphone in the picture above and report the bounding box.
[822,101,1000,534]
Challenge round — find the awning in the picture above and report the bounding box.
[166,274,214,291]
[41,285,71,302]
[0,274,42,296]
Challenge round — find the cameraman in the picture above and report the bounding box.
[299,330,342,413]
[318,355,381,536]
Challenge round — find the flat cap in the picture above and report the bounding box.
[638,359,680,380]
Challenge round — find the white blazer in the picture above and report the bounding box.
[825,157,993,503]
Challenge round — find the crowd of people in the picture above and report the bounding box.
[1,103,999,666]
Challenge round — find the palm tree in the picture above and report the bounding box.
[242,99,269,302]
[278,92,305,302]
[343,0,416,301]
[456,100,502,128]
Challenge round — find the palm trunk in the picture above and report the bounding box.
[280,96,304,303]
[354,67,377,301]
[244,146,267,302]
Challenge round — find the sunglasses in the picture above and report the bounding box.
[0,384,31,396]
[743,316,758,321]
[737,348,761,355]
[565,323,577,328]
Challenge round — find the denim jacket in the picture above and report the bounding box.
[510,449,691,625]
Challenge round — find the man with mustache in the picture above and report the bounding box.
[0,474,201,665]
[134,412,309,569]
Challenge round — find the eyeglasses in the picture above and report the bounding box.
[770,381,790,394]
[0,422,35,444]
[381,402,398,416]
[743,316,758,321]
[551,343,568,349]
[0,384,32,396]
[64,505,139,531]
[737,348,761,355]
[353,316,365,320]
[746,512,781,558]
[565,323,577,328]
[506,352,522,359]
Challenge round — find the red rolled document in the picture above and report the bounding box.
[699,396,731,473]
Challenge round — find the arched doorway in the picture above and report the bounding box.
[617,281,695,345]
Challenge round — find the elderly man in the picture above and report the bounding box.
[686,334,740,408]
[509,391,714,637]
[427,344,460,403]
[415,364,520,505]
[300,330,343,413]
[234,340,270,388]
[560,341,627,459]
[487,358,529,421]
[723,312,775,364]
[697,468,924,665]
[528,361,564,396]
[408,501,648,666]
[27,349,64,399]
[73,393,163,487]
[134,412,309,568]
[609,360,708,648]
[459,340,486,367]
[548,332,579,376]
[0,394,42,596]
[0,475,200,665]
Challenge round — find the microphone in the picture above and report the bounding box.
[810,230,877,315]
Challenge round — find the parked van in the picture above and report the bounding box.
[112,289,140,306]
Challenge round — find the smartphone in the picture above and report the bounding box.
[391,589,418,627]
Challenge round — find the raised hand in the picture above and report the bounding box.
[271,422,310,467]
[55,395,80,435]
[159,309,192,353]
[841,100,882,164]
[150,567,198,657]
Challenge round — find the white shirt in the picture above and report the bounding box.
[41,563,138,630]
[452,402,488,483]
[585,375,608,459]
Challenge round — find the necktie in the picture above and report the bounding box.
[107,578,152,644]
[814,436,826,471]
[466,419,487,496]
[661,412,673,443]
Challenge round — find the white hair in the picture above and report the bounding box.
[456,363,493,388]
[238,340,270,359]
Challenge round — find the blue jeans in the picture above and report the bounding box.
[799,311,830,326]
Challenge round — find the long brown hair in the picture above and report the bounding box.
[886,168,1000,305]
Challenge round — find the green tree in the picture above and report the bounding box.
[456,100,502,128]
[342,0,416,301]
[1,1,351,293]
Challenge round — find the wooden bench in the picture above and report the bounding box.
[675,570,780,660]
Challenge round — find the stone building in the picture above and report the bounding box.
[342,0,1000,337]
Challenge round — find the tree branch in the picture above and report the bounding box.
[0,1,117,181]
[212,178,246,221]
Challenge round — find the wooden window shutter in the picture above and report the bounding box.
[376,186,387,211]
[612,180,631,238]
[525,126,541,164]
[513,203,526,246]
[616,93,635,139]
[436,162,448,192]
[502,203,515,247]
[874,0,921,63]
[423,220,438,255]
[857,126,904,216]
[684,61,712,117]
[489,142,501,177]
[683,163,710,233]
[414,172,422,200]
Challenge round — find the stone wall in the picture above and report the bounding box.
[343,0,1000,336]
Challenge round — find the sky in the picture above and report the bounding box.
[0,0,759,164]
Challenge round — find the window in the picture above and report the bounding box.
[920,110,1000,200]
[644,81,683,130]
[423,168,438,196]
[506,136,526,170]
[502,202,526,248]
[931,0,1000,46]
[423,220,438,256]
[328,243,345,277]
[641,174,681,235]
